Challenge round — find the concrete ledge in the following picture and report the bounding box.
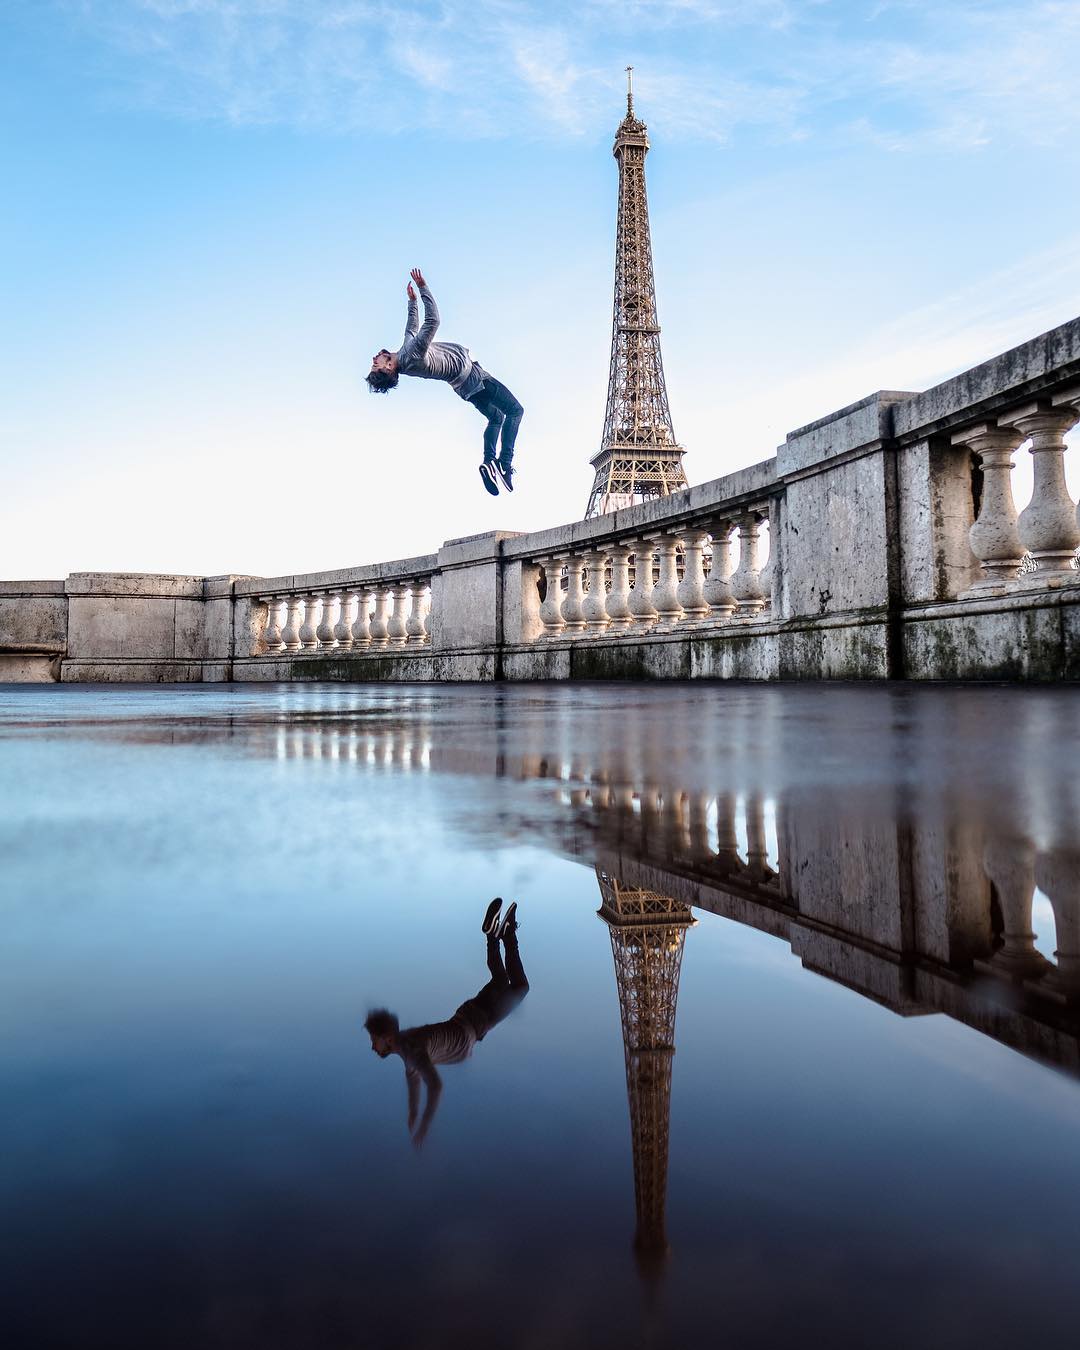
[65,573,204,598]
[779,391,914,476]
[233,553,440,598]
[60,659,206,683]
[0,653,61,682]
[894,315,1080,439]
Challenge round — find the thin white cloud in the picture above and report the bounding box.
[47,0,1080,146]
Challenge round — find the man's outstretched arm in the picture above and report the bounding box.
[409,1052,442,1150]
[404,281,419,341]
[409,267,439,357]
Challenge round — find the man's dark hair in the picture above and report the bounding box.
[366,369,399,393]
[364,1008,400,1037]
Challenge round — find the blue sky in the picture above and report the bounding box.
[2,0,1079,579]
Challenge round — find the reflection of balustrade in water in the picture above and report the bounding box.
[258,711,1080,1062]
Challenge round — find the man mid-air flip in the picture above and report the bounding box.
[366,269,524,497]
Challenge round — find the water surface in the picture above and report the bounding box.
[2,682,1079,1350]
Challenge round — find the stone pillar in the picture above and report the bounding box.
[351,587,372,647]
[316,593,337,648]
[952,424,1026,589]
[582,550,611,636]
[1001,404,1080,577]
[560,553,587,634]
[388,584,410,646]
[406,581,428,646]
[676,528,709,622]
[262,597,284,654]
[628,538,658,627]
[281,595,303,652]
[421,586,432,644]
[369,588,391,647]
[651,534,685,630]
[703,521,736,620]
[334,590,355,650]
[759,497,780,613]
[731,513,767,616]
[299,594,320,651]
[976,836,1048,980]
[606,543,633,629]
[538,557,566,641]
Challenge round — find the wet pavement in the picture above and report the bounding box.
[1,681,1079,1350]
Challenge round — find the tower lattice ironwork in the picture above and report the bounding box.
[585,69,689,519]
[597,869,695,1278]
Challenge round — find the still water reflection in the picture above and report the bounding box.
[1,682,1079,1349]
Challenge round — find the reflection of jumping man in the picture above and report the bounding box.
[365,900,528,1148]
[366,269,524,498]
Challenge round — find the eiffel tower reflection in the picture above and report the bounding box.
[597,869,696,1279]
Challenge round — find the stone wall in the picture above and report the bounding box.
[3,315,1079,683]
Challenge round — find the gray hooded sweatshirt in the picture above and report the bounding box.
[395,284,485,402]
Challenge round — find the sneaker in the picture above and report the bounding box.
[479,462,499,496]
[497,901,518,939]
[482,898,503,936]
[493,459,515,493]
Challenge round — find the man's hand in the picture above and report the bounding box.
[410,267,426,290]
[406,281,416,301]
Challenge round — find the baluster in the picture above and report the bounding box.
[388,584,410,646]
[687,791,712,859]
[421,585,433,644]
[744,793,776,883]
[1029,848,1080,1003]
[606,543,633,629]
[298,594,321,651]
[714,791,742,873]
[334,590,355,649]
[406,580,428,646]
[369,587,391,646]
[676,528,709,622]
[758,497,779,612]
[561,553,587,634]
[281,594,303,652]
[731,513,767,616]
[628,538,658,627]
[1001,403,1080,578]
[538,556,566,640]
[352,587,373,647]
[652,534,685,630]
[262,596,284,654]
[702,521,736,620]
[976,836,1048,980]
[952,424,1026,589]
[316,592,337,648]
[582,549,611,636]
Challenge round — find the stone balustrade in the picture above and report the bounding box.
[520,508,774,648]
[950,385,1080,594]
[244,557,436,660]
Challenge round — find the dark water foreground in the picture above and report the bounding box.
[2,682,1079,1350]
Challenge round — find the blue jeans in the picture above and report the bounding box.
[466,375,524,466]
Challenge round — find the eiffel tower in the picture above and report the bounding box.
[585,69,689,519]
[597,869,695,1277]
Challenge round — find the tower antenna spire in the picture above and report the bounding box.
[626,64,634,116]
